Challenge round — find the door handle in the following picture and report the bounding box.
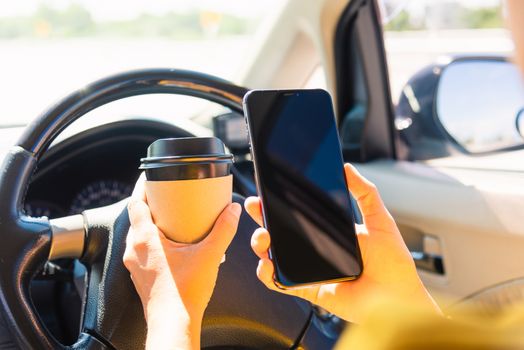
[411,251,444,275]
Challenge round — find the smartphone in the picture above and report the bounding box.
[243,89,363,288]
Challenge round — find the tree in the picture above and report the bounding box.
[462,6,503,29]
[384,10,425,31]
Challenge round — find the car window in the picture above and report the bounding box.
[381,0,524,156]
[383,0,511,104]
[0,0,284,127]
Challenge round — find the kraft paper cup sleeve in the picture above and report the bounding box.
[145,175,232,244]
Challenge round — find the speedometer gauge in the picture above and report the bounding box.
[25,200,65,219]
[69,180,132,215]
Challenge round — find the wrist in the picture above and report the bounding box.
[146,296,206,323]
[145,301,204,350]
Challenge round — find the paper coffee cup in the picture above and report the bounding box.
[139,137,233,243]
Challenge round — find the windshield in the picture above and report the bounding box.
[0,0,282,126]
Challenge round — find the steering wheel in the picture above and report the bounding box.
[0,69,324,349]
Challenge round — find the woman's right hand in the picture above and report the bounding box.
[244,163,441,324]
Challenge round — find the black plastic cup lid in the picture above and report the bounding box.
[139,137,233,170]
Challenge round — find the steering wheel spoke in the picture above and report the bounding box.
[48,214,85,261]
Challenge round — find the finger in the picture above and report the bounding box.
[355,228,369,264]
[132,172,147,202]
[125,225,134,251]
[244,196,264,226]
[122,237,135,270]
[128,198,153,227]
[344,163,391,224]
[251,228,270,259]
[256,258,282,293]
[257,258,302,297]
[257,258,311,299]
[201,203,241,256]
[127,198,155,244]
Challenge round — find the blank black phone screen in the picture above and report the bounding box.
[244,89,363,287]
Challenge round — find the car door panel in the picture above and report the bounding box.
[357,160,524,307]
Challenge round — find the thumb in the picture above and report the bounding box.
[201,202,241,257]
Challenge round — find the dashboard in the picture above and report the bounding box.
[25,119,194,219]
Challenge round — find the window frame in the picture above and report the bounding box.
[334,0,397,163]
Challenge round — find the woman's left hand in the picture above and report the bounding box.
[123,174,241,350]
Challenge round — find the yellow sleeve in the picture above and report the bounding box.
[335,301,524,350]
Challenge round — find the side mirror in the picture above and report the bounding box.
[396,57,524,159]
[436,58,524,153]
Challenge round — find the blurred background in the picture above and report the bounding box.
[383,0,511,102]
[0,0,510,125]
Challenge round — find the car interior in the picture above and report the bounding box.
[1,0,523,349]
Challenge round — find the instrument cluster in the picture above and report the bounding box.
[25,180,132,218]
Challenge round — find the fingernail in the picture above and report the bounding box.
[244,197,254,209]
[347,163,358,171]
[231,202,242,217]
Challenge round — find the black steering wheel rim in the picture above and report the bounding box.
[0,69,253,348]
[19,68,247,158]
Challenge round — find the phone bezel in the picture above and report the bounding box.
[243,88,363,289]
